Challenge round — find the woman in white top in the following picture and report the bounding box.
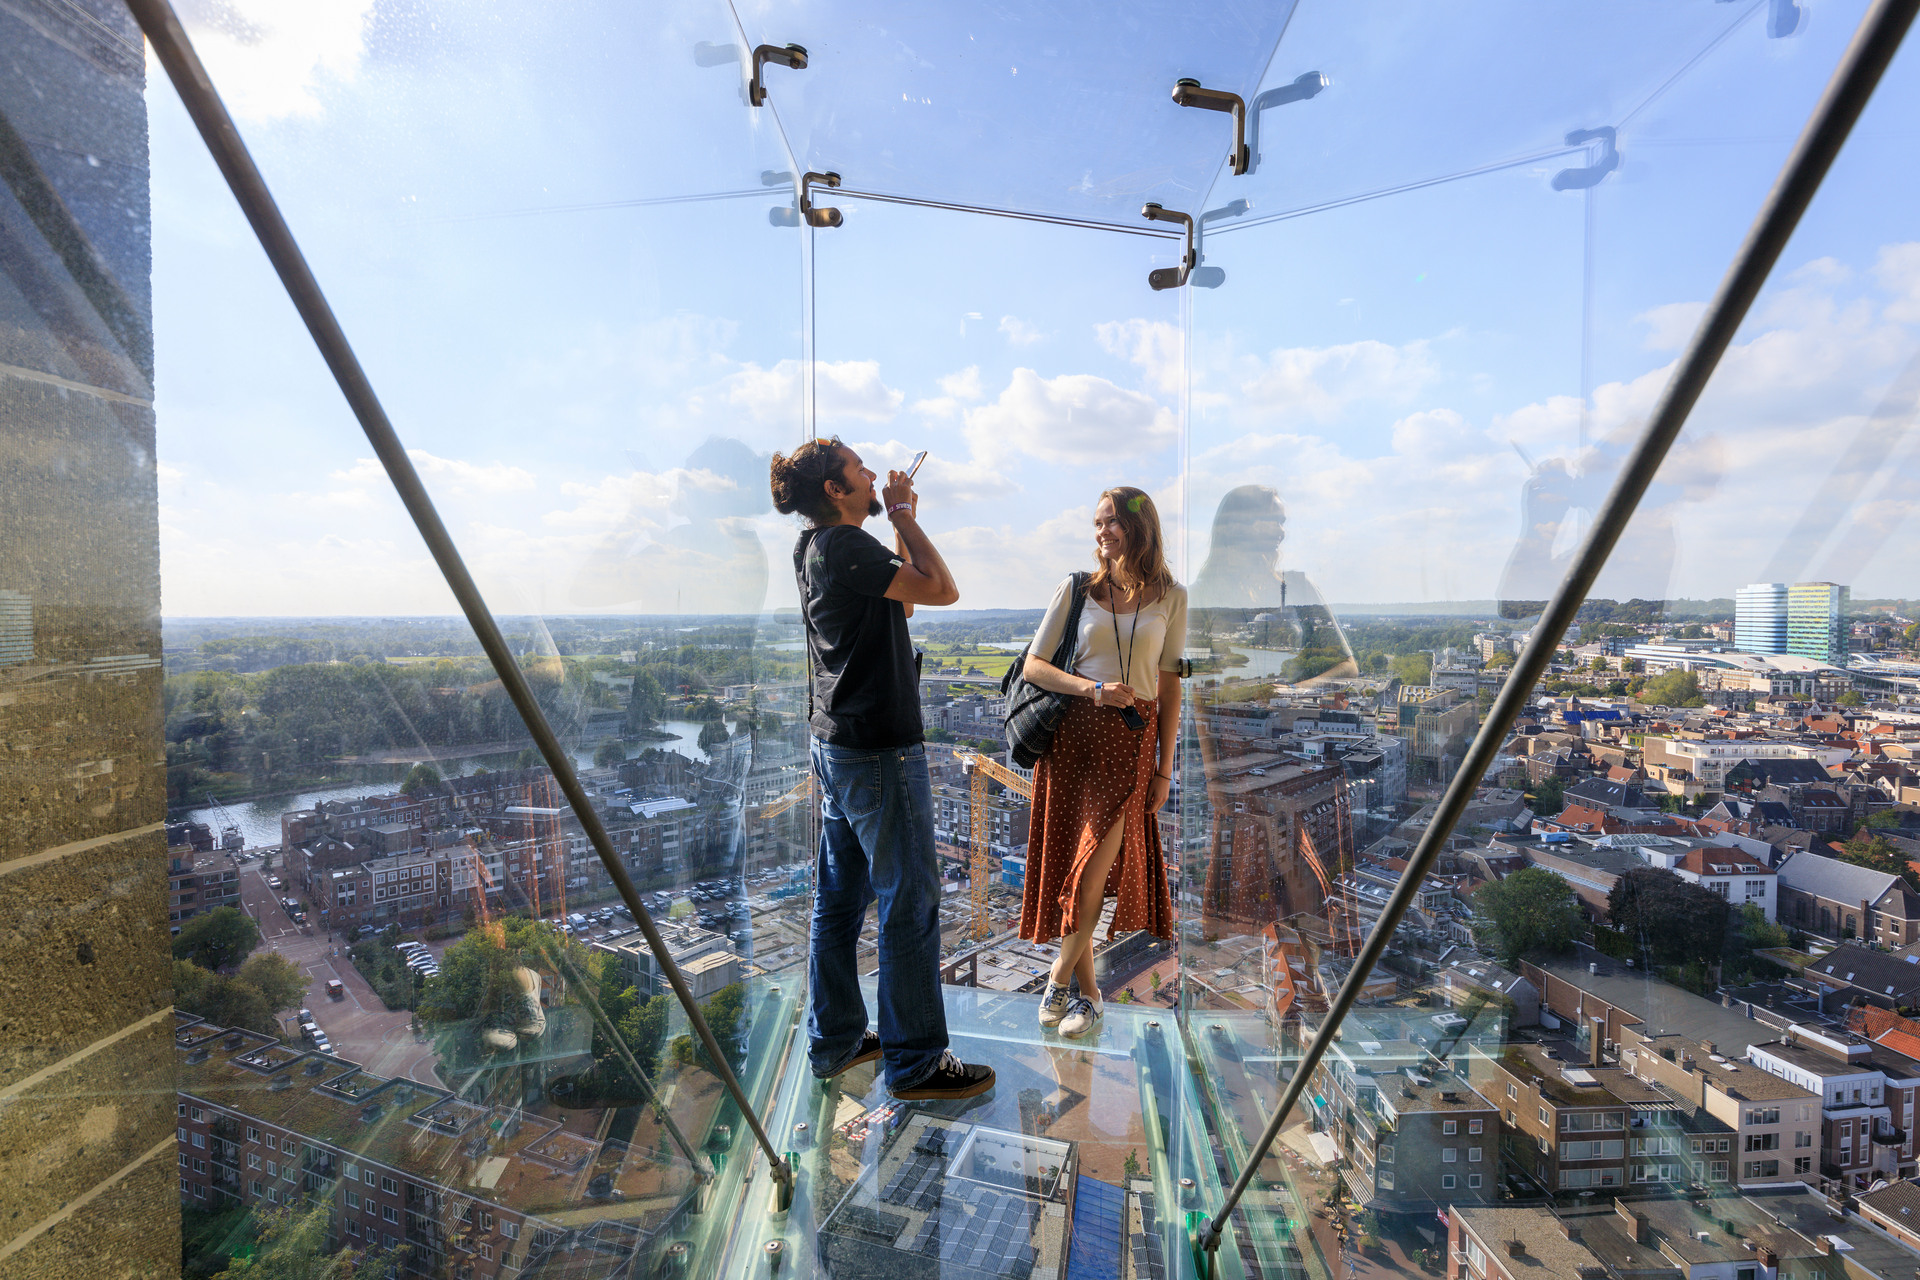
[1017,486,1186,1037]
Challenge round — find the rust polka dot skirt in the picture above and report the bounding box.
[1019,696,1174,945]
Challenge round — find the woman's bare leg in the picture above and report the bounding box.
[1047,816,1125,992]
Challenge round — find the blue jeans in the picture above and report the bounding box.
[808,738,948,1090]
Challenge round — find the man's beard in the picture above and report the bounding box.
[867,496,883,517]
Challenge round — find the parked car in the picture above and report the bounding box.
[326,979,345,999]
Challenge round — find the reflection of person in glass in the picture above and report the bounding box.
[1190,485,1356,684]
[770,437,994,1102]
[1018,488,1183,1040]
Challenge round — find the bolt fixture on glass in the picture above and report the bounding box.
[749,43,808,106]
[1141,202,1195,290]
[1171,78,1249,174]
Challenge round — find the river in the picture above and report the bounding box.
[182,719,715,848]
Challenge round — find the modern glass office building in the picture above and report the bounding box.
[6,2,1920,1278]
[1734,583,1789,655]
[1787,582,1850,666]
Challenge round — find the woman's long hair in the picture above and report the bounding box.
[1090,486,1175,600]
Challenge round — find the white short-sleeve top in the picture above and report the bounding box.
[1028,577,1188,701]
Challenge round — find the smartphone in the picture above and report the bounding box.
[1120,706,1147,731]
[906,449,928,479]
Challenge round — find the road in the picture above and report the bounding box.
[233,854,444,1086]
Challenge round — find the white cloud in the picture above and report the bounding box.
[1208,337,1437,428]
[1876,242,1920,324]
[999,315,1049,345]
[854,439,1019,506]
[173,0,375,122]
[408,450,537,495]
[1096,319,1183,395]
[964,368,1175,465]
[1637,301,1706,351]
[939,366,985,399]
[722,358,902,424]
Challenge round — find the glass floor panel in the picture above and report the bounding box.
[716,984,1332,1280]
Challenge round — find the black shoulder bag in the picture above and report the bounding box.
[1000,572,1090,769]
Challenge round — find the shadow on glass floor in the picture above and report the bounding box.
[725,984,1325,1280]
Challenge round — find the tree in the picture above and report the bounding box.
[1390,652,1431,686]
[594,738,626,769]
[213,1203,394,1279]
[696,983,748,1072]
[173,907,261,971]
[1608,867,1728,966]
[1530,776,1565,817]
[1838,690,1866,708]
[399,762,441,795]
[1839,831,1920,893]
[236,952,309,1017]
[697,719,730,751]
[1475,868,1583,966]
[1637,669,1705,708]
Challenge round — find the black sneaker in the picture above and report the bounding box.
[890,1051,995,1101]
[813,1029,882,1079]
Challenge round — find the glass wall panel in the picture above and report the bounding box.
[1182,6,1873,1277]
[151,2,806,1277]
[722,200,1188,1276]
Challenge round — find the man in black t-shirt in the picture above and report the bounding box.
[773,439,994,1101]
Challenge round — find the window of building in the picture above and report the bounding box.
[1379,1145,1393,1163]
[251,1181,262,1195]
[1468,1119,1483,1135]
[265,1161,276,1177]
[346,1220,359,1238]
[248,1154,260,1169]
[1796,1131,1813,1147]
[1468,1147,1482,1162]
[194,1183,206,1199]
[481,1213,493,1231]
[365,1169,376,1186]
[191,1132,205,1149]
[281,1136,295,1154]
[1712,1161,1729,1181]
[190,1107,204,1122]
[381,1176,398,1195]
[264,1187,276,1203]
[1690,1138,1703,1154]
[347,1191,359,1210]
[480,1244,493,1261]
[1467,1173,1482,1189]
[502,1222,519,1240]
[383,1206,399,1224]
[1443,1120,1457,1135]
[1794,1157,1812,1174]
[1507,1083,1517,1100]
[247,1127,260,1143]
[1442,1148,1457,1162]
[343,1161,357,1180]
[1539,1106,1549,1124]
[1440,1174,1456,1190]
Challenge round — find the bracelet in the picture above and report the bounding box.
[1091,681,1103,703]
[887,502,913,516]
[1154,771,1172,781]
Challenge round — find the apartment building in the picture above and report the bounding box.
[168,845,241,931]
[1193,746,1348,930]
[1624,1031,1818,1187]
[173,1016,683,1279]
[1465,1042,1701,1195]
[1748,1023,1920,1188]
[1313,1057,1499,1217]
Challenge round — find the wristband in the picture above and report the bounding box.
[1092,681,1103,703]
[887,502,913,516]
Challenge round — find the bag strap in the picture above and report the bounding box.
[1051,572,1090,675]
[795,530,822,723]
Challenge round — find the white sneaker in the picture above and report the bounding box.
[1059,995,1103,1038]
[1038,982,1071,1027]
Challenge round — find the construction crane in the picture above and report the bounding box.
[956,751,1034,942]
[203,791,246,851]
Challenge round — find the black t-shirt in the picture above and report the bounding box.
[795,525,923,748]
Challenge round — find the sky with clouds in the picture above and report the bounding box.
[151,0,1920,618]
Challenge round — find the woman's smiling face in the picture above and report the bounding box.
[1093,496,1129,563]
